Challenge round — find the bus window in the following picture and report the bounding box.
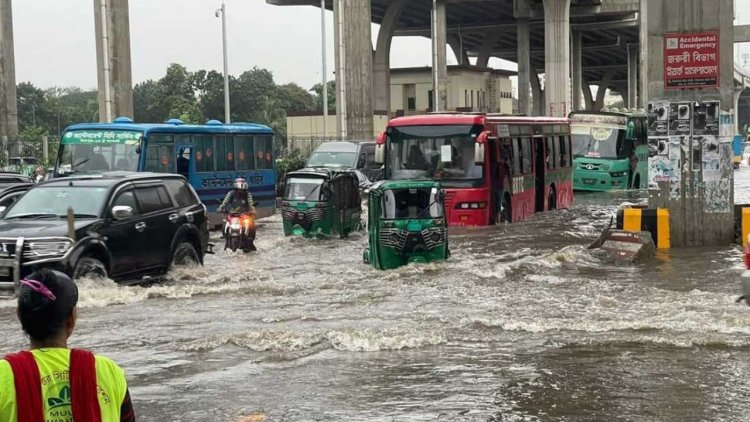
[545,137,555,170]
[235,135,255,171]
[255,136,267,170]
[215,135,235,172]
[194,135,215,173]
[145,144,174,173]
[521,138,532,173]
[264,136,274,169]
[512,138,521,174]
[558,136,567,168]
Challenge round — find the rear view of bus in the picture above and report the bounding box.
[570,111,649,191]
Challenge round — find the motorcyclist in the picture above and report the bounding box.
[218,178,257,252]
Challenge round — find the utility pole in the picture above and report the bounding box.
[216,2,231,123]
[321,0,328,140]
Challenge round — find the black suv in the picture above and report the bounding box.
[0,172,210,289]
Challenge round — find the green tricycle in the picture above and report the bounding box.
[281,168,362,238]
[363,180,450,270]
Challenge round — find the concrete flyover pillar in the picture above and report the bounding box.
[373,0,405,116]
[627,43,639,109]
[94,0,133,122]
[594,70,614,110]
[542,0,571,117]
[571,31,583,111]
[0,0,17,147]
[431,0,448,112]
[641,0,735,246]
[333,0,373,139]
[530,66,544,116]
[517,19,532,115]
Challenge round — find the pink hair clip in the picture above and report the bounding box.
[19,279,57,301]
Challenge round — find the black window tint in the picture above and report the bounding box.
[135,187,169,214]
[156,186,173,209]
[164,179,197,207]
[545,137,555,169]
[113,190,140,216]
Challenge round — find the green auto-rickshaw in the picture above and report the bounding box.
[281,168,362,238]
[363,180,450,270]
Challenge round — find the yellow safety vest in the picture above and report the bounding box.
[0,348,128,422]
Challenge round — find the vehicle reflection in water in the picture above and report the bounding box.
[0,176,749,420]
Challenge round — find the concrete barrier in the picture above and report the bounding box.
[734,204,750,246]
[615,207,671,249]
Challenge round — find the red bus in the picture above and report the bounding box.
[374,113,573,226]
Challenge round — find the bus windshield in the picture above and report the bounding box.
[570,114,629,160]
[285,177,325,201]
[381,188,443,219]
[386,125,483,186]
[56,130,142,175]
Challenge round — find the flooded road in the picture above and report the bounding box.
[3,172,750,421]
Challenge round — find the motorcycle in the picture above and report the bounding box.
[223,212,256,252]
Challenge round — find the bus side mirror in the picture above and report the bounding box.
[375,132,386,164]
[475,131,490,165]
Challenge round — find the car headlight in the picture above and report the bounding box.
[24,239,73,261]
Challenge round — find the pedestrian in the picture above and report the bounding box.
[0,269,135,421]
[33,166,44,184]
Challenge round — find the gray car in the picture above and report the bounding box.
[306,141,383,182]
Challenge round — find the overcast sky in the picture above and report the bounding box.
[12,0,750,91]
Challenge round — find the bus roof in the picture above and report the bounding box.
[63,120,274,135]
[388,113,568,128]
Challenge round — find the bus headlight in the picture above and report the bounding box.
[609,171,628,178]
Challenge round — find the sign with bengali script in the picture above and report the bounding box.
[664,31,719,89]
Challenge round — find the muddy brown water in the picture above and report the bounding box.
[2,172,750,421]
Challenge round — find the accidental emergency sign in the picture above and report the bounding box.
[664,31,719,89]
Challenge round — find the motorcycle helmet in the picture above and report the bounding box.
[233,177,248,191]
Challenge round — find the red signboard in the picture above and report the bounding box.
[663,31,719,89]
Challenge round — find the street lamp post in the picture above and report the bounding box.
[216,2,231,124]
[321,0,328,140]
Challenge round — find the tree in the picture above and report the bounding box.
[257,95,287,147]
[310,80,336,112]
[277,83,315,115]
[233,67,279,123]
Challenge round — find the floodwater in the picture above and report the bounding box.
[2,172,750,421]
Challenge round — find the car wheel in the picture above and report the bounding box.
[73,257,108,280]
[171,242,200,268]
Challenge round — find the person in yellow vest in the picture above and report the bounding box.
[0,269,135,421]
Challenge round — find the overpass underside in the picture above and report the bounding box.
[268,0,641,134]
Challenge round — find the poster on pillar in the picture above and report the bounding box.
[648,101,669,137]
[668,102,692,136]
[663,32,719,89]
[692,101,720,136]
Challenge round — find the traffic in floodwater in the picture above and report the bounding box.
[1,169,749,420]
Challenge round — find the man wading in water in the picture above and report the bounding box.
[0,269,135,421]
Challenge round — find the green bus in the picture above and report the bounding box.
[570,110,649,191]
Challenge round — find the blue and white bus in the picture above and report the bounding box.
[53,117,276,224]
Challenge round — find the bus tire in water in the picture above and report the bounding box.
[73,256,108,280]
[548,187,557,211]
[498,194,512,224]
[172,242,200,268]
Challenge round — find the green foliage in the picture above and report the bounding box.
[275,148,307,182]
[310,80,336,112]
